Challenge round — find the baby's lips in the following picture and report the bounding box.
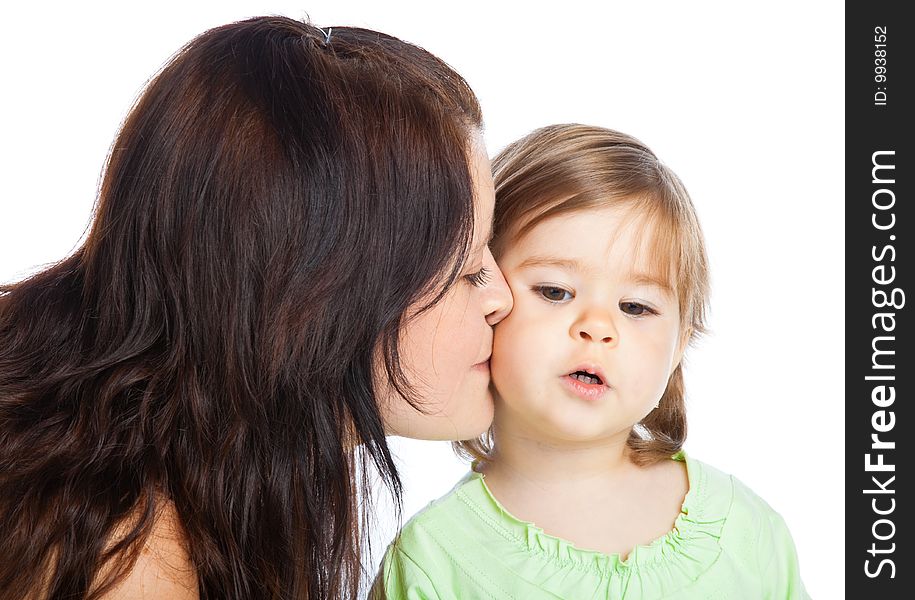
[563,363,610,386]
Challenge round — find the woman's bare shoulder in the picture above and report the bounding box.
[96,499,199,599]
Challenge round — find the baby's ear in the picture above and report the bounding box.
[672,326,693,372]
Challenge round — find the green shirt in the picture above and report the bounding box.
[379,452,809,599]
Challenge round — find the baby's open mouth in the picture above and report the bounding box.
[569,370,603,385]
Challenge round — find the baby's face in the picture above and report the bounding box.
[490,205,687,443]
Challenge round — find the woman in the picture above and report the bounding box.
[0,16,511,600]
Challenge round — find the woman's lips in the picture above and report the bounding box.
[472,358,490,371]
[560,374,609,400]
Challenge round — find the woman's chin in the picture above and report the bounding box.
[461,389,496,439]
[431,387,495,441]
[382,392,494,441]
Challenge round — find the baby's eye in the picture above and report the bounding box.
[620,301,656,316]
[535,286,573,303]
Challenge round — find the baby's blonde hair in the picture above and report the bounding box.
[455,123,710,466]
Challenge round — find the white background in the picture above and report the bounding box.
[0,2,843,598]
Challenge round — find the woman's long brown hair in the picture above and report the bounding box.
[0,16,482,600]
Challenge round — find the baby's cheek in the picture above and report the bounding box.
[636,363,673,405]
[491,316,517,354]
[491,335,524,391]
[493,319,531,363]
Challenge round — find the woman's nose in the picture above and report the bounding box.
[572,308,618,345]
[482,249,512,326]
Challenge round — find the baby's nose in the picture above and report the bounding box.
[573,309,618,344]
[578,329,614,344]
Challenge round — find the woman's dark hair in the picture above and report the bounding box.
[0,16,482,599]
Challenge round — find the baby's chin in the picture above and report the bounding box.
[539,419,619,445]
[498,400,625,445]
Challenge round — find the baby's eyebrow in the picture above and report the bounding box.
[517,256,674,295]
[628,273,675,296]
[516,256,581,271]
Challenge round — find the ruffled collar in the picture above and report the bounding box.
[456,451,731,582]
